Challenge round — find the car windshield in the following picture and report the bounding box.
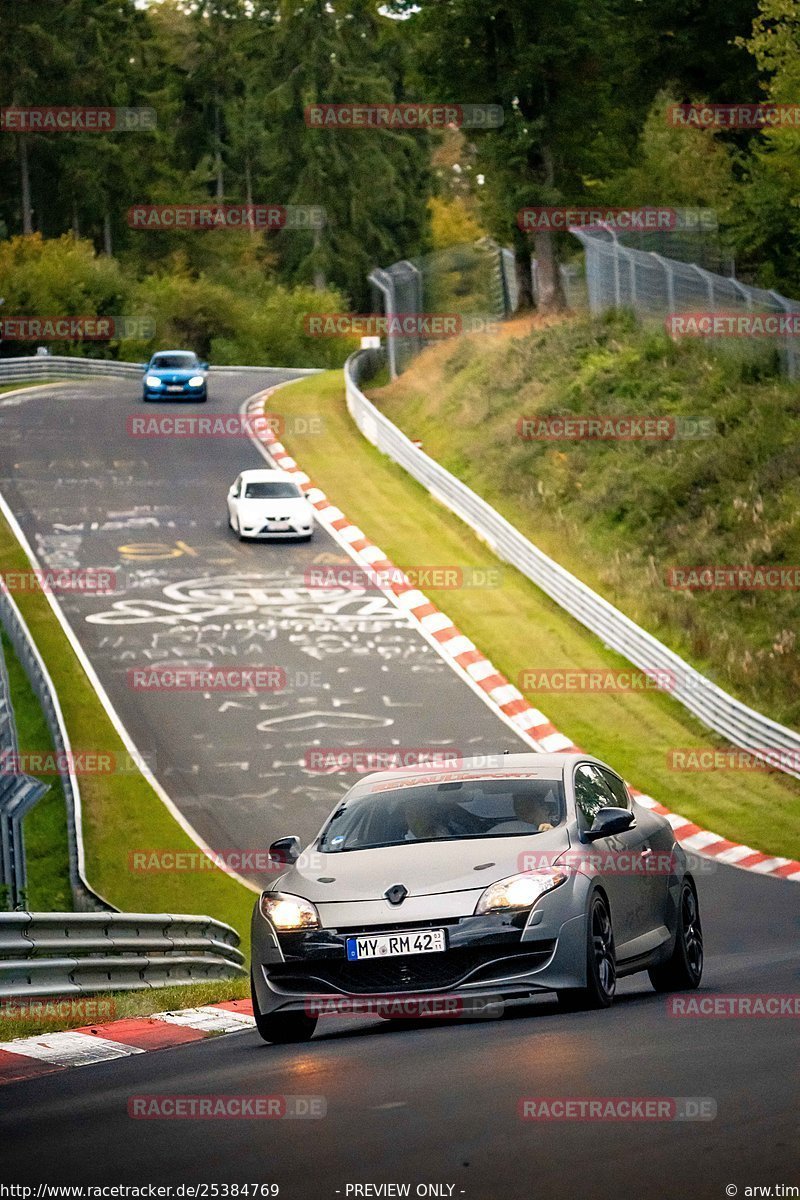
[151,354,198,369]
[317,774,566,852]
[243,481,301,498]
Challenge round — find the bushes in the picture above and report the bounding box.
[0,233,357,368]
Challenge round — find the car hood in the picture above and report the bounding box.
[273,829,571,903]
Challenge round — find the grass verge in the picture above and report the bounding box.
[268,370,800,861]
[0,977,249,1041]
[1,630,72,910]
[372,310,800,729]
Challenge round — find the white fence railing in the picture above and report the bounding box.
[0,911,245,998]
[0,356,320,385]
[345,349,800,781]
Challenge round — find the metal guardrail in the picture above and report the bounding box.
[0,577,114,912]
[0,911,245,998]
[0,357,323,385]
[0,636,48,908]
[0,357,143,382]
[344,349,800,781]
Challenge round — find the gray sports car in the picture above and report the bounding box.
[250,753,703,1043]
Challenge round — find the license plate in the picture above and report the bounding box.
[268,522,290,530]
[167,385,183,392]
[346,928,446,961]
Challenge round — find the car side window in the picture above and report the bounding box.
[598,768,630,810]
[573,764,617,831]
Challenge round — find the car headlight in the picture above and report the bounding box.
[145,375,162,387]
[188,375,205,387]
[474,869,567,915]
[260,891,320,931]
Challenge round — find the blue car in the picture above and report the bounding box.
[142,350,208,402]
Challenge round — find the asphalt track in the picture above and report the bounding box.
[0,371,523,880]
[0,373,798,1197]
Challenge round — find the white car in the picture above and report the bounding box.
[227,468,315,541]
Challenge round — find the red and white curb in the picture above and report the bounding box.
[244,387,800,885]
[0,999,255,1086]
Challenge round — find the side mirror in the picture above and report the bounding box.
[582,807,635,842]
[269,835,301,864]
[228,484,237,495]
[200,361,209,370]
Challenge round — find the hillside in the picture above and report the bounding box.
[370,311,800,730]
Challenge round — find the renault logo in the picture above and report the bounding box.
[384,883,407,905]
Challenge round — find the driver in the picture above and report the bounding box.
[404,798,469,840]
[512,791,555,832]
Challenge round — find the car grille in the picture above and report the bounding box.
[268,942,555,995]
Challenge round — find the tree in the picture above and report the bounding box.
[402,0,633,311]
[729,0,800,292]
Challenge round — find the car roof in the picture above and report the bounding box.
[353,752,608,787]
[238,468,296,482]
[152,349,198,356]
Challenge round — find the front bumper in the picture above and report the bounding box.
[251,904,588,1017]
[239,520,314,539]
[143,383,206,401]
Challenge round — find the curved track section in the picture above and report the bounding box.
[0,373,797,1197]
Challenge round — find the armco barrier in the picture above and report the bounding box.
[344,348,800,781]
[0,356,322,385]
[0,911,245,998]
[0,577,114,912]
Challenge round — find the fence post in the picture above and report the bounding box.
[650,253,675,312]
[368,268,398,381]
[768,291,797,381]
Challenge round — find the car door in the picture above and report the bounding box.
[596,766,669,950]
[572,762,642,954]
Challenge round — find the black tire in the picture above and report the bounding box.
[557,893,616,1011]
[250,973,317,1044]
[648,878,703,992]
